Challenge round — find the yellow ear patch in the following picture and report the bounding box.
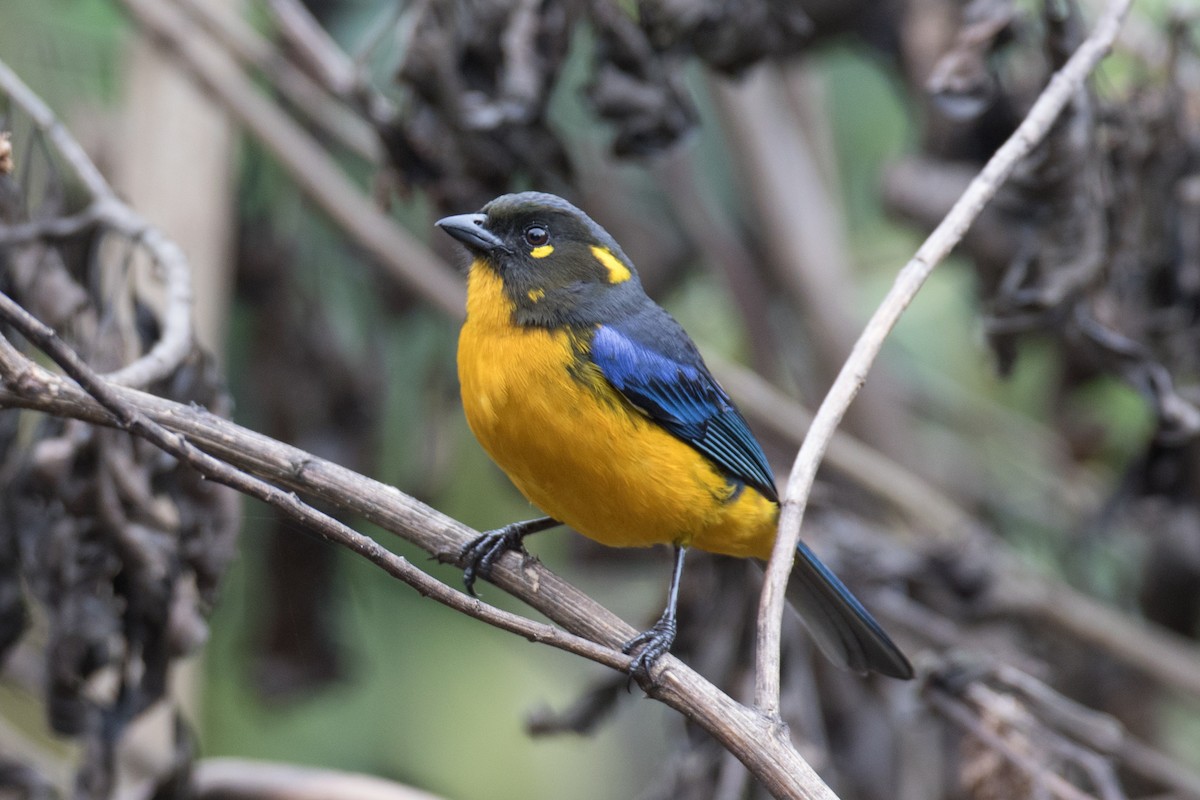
[527,288,546,302]
[530,245,554,259]
[590,246,632,284]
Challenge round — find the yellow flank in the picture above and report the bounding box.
[458,260,779,558]
[590,246,632,284]
[530,245,554,258]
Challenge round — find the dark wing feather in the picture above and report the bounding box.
[590,320,778,502]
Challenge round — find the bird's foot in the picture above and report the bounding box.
[622,614,677,683]
[460,525,529,596]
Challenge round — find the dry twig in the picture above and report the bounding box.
[755,0,1136,718]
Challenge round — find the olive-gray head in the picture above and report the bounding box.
[436,192,645,327]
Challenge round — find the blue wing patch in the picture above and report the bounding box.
[590,321,778,502]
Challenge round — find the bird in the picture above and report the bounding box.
[437,192,913,681]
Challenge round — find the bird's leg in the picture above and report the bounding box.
[624,545,687,682]
[461,516,561,596]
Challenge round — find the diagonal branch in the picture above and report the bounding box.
[755,0,1136,716]
[0,298,837,800]
[0,288,624,670]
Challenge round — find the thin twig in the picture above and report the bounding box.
[754,0,1135,717]
[0,207,103,245]
[963,683,1126,800]
[265,0,399,125]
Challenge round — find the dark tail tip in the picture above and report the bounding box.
[787,541,914,680]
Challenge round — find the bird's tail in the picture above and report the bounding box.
[785,541,913,679]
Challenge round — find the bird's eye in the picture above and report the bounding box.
[524,226,549,247]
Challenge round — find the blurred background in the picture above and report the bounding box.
[2,0,1200,799]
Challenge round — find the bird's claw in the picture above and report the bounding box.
[461,527,527,596]
[622,615,677,684]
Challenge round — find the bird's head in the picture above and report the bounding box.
[437,192,643,327]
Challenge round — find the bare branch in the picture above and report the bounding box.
[0,305,838,800]
[755,0,1135,717]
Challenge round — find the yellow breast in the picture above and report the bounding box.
[456,261,778,558]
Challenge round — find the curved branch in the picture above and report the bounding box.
[755,0,1135,717]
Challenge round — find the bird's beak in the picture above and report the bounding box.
[435,213,504,253]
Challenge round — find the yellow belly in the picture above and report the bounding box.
[457,264,778,559]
